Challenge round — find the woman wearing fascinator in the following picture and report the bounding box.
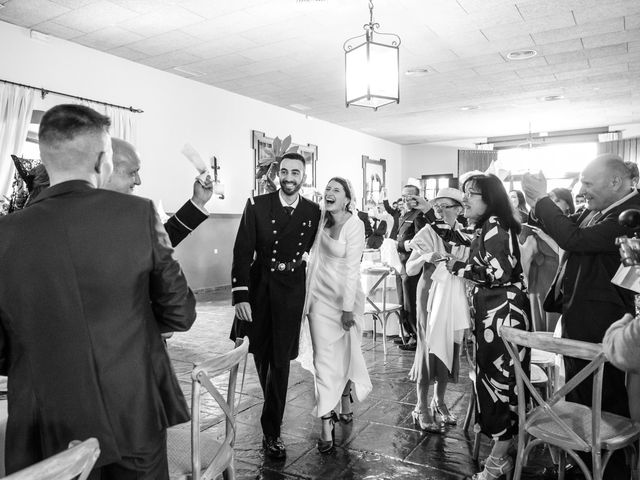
[301,177,372,453]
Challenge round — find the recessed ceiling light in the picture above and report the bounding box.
[540,94,565,102]
[506,49,537,60]
[460,105,480,111]
[289,103,311,111]
[405,68,430,77]
[172,66,205,77]
[30,30,50,42]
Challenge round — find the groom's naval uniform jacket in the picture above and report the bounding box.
[230,190,320,365]
[230,189,320,438]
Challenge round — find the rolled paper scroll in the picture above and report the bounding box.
[181,143,213,186]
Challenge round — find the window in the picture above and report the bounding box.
[420,174,455,200]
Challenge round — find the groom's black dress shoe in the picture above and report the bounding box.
[263,435,286,459]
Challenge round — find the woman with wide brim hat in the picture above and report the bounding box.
[405,187,470,432]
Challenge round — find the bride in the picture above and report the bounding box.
[303,177,372,453]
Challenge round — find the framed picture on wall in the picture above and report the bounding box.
[252,130,317,196]
[362,155,386,208]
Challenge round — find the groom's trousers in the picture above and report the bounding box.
[255,354,290,438]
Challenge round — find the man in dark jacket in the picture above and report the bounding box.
[523,154,640,479]
[395,184,426,350]
[0,104,196,479]
[230,153,321,459]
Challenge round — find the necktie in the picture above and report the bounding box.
[284,206,294,216]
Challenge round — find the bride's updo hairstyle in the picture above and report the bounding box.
[324,176,353,228]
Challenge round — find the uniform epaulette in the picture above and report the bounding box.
[249,197,255,205]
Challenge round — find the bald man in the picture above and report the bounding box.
[523,154,640,479]
[0,104,195,478]
[105,138,212,247]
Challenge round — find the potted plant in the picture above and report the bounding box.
[255,135,299,194]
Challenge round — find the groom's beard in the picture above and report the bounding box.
[281,179,302,195]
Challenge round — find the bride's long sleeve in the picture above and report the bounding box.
[342,217,365,312]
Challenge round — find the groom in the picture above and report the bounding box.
[230,152,321,459]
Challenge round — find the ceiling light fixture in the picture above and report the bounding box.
[405,68,429,77]
[506,49,537,60]
[541,94,565,102]
[172,66,205,77]
[289,103,311,111]
[343,0,400,111]
[460,105,479,111]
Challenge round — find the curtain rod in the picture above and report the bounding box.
[1,78,143,113]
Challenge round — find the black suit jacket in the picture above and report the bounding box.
[0,180,196,472]
[536,194,640,343]
[230,191,320,365]
[383,199,400,239]
[396,208,427,266]
[357,210,373,238]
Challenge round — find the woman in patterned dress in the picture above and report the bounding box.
[415,174,530,480]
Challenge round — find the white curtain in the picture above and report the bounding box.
[80,100,138,145]
[0,83,36,196]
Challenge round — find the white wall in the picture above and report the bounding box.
[401,143,459,182]
[0,21,403,213]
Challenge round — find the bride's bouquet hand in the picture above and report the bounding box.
[341,311,355,331]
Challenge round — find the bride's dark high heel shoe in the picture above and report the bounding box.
[317,411,338,453]
[339,392,353,423]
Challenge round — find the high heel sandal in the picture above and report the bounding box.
[339,392,353,423]
[430,398,457,425]
[471,455,514,480]
[317,411,338,453]
[410,410,445,434]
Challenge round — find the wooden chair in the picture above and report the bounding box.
[501,326,640,480]
[4,438,100,480]
[167,337,250,480]
[361,265,403,355]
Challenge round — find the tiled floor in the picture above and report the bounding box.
[167,289,551,480]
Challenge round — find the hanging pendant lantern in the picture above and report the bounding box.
[343,0,401,111]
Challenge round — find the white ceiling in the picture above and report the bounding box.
[1,0,639,145]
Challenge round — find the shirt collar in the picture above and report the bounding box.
[600,189,638,216]
[279,189,299,209]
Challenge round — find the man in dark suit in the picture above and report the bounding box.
[395,184,427,350]
[230,153,320,459]
[523,154,640,478]
[105,138,212,247]
[0,104,196,479]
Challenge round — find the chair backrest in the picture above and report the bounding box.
[500,326,606,452]
[190,336,249,480]
[4,438,100,480]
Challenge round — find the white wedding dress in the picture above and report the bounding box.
[306,214,372,417]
